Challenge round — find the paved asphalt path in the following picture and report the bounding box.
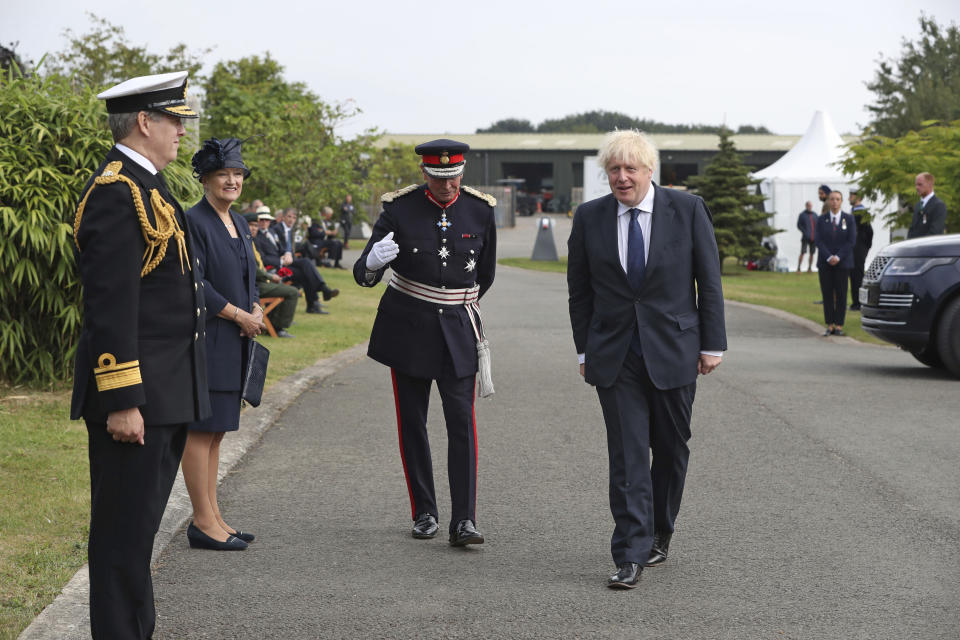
[150,246,960,638]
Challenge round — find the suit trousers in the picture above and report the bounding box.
[850,247,868,306]
[288,257,324,304]
[596,349,695,565]
[86,420,187,639]
[819,265,849,325]
[390,350,478,533]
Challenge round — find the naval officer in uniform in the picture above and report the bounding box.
[71,71,210,638]
[354,139,497,546]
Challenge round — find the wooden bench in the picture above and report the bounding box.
[259,297,284,338]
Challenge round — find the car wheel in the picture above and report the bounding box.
[910,345,943,369]
[934,296,960,378]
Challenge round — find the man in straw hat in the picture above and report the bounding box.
[71,70,210,638]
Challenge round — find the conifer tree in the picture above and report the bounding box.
[687,128,776,268]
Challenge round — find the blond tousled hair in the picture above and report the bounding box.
[597,130,658,172]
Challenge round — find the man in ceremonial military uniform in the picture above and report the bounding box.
[354,139,497,546]
[71,71,209,639]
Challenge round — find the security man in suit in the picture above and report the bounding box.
[815,190,857,336]
[567,130,726,589]
[848,189,873,311]
[354,139,497,546]
[71,71,209,638]
[907,172,947,238]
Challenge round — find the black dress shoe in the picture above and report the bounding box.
[449,519,484,546]
[823,328,833,336]
[849,304,861,311]
[322,288,340,301]
[187,523,248,551]
[276,329,295,338]
[228,529,255,543]
[607,562,642,589]
[832,328,845,336]
[306,303,329,315]
[645,532,672,567]
[412,513,439,539]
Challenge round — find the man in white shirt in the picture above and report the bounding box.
[567,130,726,589]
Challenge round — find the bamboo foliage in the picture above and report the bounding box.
[0,67,201,385]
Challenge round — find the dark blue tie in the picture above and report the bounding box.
[627,208,646,356]
[627,208,646,291]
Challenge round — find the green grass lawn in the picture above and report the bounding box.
[0,267,379,639]
[499,256,884,345]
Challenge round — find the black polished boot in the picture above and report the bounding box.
[607,562,642,589]
[449,519,484,546]
[412,513,439,539]
[645,532,672,567]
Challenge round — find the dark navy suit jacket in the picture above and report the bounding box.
[187,197,258,391]
[815,212,856,269]
[567,185,727,390]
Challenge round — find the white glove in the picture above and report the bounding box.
[366,231,400,270]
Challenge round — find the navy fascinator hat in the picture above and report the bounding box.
[191,137,251,180]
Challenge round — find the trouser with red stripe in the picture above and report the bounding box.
[391,361,478,533]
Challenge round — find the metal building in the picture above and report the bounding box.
[377,132,821,213]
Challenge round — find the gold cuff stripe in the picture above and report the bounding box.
[94,358,140,374]
[95,366,143,392]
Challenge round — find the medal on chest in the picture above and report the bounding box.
[437,211,453,232]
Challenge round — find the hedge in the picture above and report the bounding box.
[0,67,201,385]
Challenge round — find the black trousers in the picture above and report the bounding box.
[596,350,695,565]
[340,220,352,247]
[819,265,849,325]
[850,247,868,305]
[86,420,187,639]
[390,355,477,533]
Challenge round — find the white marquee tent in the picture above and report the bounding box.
[754,110,896,271]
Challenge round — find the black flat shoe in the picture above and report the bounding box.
[227,529,255,543]
[823,328,833,336]
[607,562,642,589]
[645,532,672,567]
[412,513,439,539]
[449,519,484,546]
[833,328,845,336]
[187,523,248,551]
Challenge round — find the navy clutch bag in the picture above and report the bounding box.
[241,340,269,407]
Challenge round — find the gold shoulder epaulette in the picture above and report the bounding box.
[73,160,190,277]
[462,186,496,207]
[381,184,419,203]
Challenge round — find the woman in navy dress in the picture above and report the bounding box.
[183,138,264,550]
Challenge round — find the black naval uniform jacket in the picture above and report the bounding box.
[71,146,210,426]
[354,184,497,380]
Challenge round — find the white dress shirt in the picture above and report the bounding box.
[115,143,158,175]
[921,191,936,208]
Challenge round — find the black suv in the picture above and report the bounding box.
[859,234,960,377]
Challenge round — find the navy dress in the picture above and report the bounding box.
[186,197,259,432]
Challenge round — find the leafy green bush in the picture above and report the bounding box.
[0,67,200,386]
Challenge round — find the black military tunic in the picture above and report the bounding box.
[354,184,496,530]
[71,146,209,639]
[72,147,209,423]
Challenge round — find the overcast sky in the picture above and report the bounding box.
[5,0,960,139]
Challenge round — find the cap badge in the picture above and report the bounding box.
[440,152,450,165]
